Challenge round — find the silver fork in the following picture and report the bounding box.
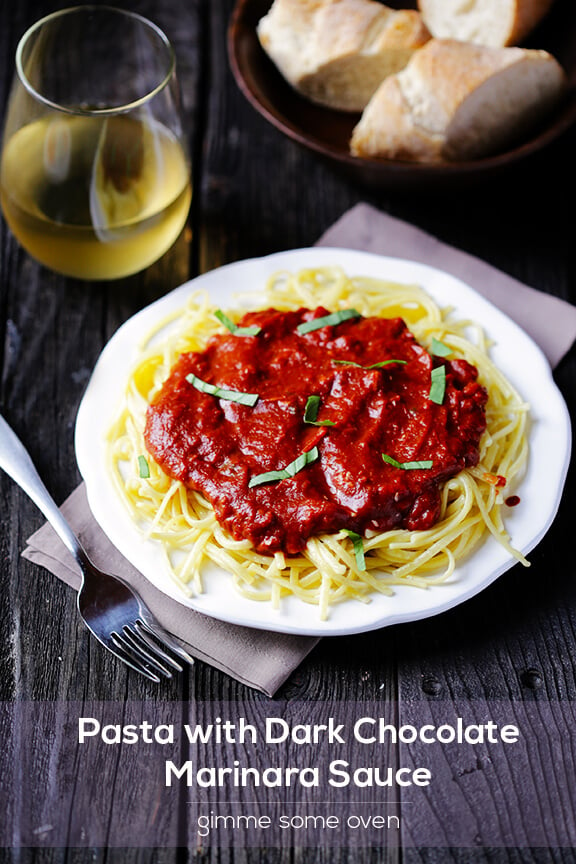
[0,412,194,682]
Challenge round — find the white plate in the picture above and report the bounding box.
[75,248,571,636]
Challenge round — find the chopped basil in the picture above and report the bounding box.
[186,373,259,407]
[214,309,261,337]
[429,365,446,405]
[430,337,452,357]
[297,308,361,335]
[248,446,319,488]
[342,529,366,571]
[382,453,434,470]
[304,395,336,427]
[332,358,407,369]
[137,455,150,479]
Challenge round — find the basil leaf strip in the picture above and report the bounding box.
[214,309,261,337]
[332,359,407,369]
[249,446,319,488]
[430,337,452,357]
[382,454,433,470]
[429,365,446,405]
[186,373,259,407]
[342,529,366,571]
[304,395,336,426]
[297,308,361,335]
[137,455,150,479]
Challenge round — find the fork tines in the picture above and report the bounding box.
[111,621,194,682]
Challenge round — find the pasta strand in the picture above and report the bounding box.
[106,266,529,619]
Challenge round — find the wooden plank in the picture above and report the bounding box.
[0,0,200,857]
[199,0,362,274]
[0,0,200,703]
[390,130,576,864]
[0,0,575,860]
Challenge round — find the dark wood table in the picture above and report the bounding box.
[1,0,576,861]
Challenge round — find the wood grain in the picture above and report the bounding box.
[1,0,576,860]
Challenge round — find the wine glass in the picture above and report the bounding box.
[0,6,192,280]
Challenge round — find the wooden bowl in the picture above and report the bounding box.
[228,0,576,188]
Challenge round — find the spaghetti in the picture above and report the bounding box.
[106,266,530,619]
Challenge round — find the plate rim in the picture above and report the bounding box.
[75,247,572,636]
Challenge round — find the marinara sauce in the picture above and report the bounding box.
[144,307,487,554]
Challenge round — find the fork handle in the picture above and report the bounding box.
[0,413,88,571]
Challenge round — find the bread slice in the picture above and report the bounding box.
[417,0,556,48]
[350,38,566,162]
[257,0,430,112]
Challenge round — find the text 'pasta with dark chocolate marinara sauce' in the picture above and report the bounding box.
[144,306,487,555]
[107,266,529,617]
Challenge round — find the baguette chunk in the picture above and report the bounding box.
[350,38,566,162]
[257,0,430,112]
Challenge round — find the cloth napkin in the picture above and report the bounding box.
[318,204,576,368]
[22,204,576,695]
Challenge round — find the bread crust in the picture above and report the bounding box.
[350,38,566,162]
[257,0,430,111]
[417,0,556,47]
[350,74,444,161]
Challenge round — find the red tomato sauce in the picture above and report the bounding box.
[144,308,487,554]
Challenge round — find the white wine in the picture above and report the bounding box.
[0,114,191,279]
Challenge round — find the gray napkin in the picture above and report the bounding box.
[22,485,318,695]
[318,203,576,368]
[22,204,576,694]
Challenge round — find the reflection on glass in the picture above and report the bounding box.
[0,6,192,280]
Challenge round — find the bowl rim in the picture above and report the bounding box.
[228,0,576,179]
